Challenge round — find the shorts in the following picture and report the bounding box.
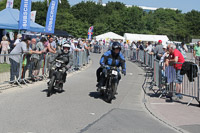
[175,70,183,84]
[32,58,41,70]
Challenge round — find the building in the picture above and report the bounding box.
[102,3,177,12]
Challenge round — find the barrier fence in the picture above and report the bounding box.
[0,50,89,87]
[127,49,200,106]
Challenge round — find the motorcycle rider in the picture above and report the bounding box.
[48,42,73,84]
[96,41,126,93]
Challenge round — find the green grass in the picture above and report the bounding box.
[0,63,10,73]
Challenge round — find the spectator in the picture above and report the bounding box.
[136,41,144,51]
[0,36,10,64]
[193,41,200,65]
[14,34,22,46]
[178,42,188,59]
[49,36,56,51]
[131,41,137,61]
[144,41,153,54]
[9,37,41,82]
[159,44,169,67]
[71,40,81,52]
[154,40,164,60]
[122,42,129,58]
[119,40,123,47]
[31,37,47,81]
[21,38,37,79]
[168,43,185,99]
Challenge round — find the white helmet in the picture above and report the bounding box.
[63,43,71,48]
[62,43,71,53]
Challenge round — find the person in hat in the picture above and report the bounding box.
[14,34,22,46]
[154,40,164,60]
[71,40,81,52]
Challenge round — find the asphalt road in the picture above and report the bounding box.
[0,53,179,133]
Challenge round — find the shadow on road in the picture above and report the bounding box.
[42,88,65,97]
[89,91,113,104]
[89,91,103,99]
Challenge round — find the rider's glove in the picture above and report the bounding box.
[122,71,126,76]
[105,66,110,70]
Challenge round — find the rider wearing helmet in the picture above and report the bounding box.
[96,41,126,90]
[49,42,73,83]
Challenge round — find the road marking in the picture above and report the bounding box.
[89,113,95,115]
[150,103,175,105]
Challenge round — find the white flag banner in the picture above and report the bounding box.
[31,11,37,22]
[47,0,49,7]
[6,0,14,8]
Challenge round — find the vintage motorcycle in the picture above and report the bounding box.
[99,66,119,103]
[47,59,66,97]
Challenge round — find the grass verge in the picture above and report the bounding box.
[0,63,10,73]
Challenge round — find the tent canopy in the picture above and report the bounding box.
[0,8,45,33]
[54,30,73,37]
[124,33,169,43]
[95,32,124,41]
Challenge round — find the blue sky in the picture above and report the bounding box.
[68,0,200,13]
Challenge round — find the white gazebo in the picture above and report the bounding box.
[95,32,124,41]
[124,33,169,44]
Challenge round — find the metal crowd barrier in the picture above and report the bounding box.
[131,50,200,106]
[0,50,90,88]
[164,63,200,105]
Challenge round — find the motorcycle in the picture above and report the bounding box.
[47,59,65,97]
[99,66,119,103]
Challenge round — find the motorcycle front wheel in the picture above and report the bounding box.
[47,75,55,97]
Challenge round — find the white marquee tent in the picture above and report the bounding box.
[95,32,124,41]
[124,33,169,43]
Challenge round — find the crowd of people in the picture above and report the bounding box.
[0,33,92,83]
[129,40,200,100]
[0,33,200,91]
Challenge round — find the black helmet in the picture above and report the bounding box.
[112,42,121,51]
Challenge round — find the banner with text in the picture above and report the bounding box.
[45,0,58,33]
[88,26,93,40]
[19,0,32,30]
[6,0,14,8]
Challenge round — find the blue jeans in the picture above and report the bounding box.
[175,70,183,84]
[9,58,20,81]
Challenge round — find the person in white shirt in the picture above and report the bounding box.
[14,34,22,46]
[145,42,153,54]
[70,40,81,52]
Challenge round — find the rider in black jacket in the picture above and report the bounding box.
[49,42,73,83]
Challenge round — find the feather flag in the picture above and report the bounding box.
[88,26,93,40]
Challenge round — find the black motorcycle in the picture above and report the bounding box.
[47,59,65,97]
[99,66,119,103]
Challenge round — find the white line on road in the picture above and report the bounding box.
[150,103,175,105]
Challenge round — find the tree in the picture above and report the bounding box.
[32,1,48,26]
[70,1,104,25]
[185,10,200,36]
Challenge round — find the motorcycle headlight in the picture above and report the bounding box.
[56,62,62,67]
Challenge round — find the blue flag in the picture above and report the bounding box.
[45,0,58,33]
[19,0,32,30]
[88,26,93,40]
